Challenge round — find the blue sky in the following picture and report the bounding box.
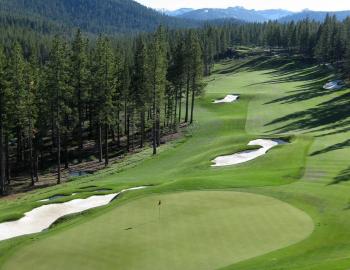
[135,0,350,11]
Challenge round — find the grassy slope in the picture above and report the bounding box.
[0,191,313,270]
[220,57,350,270]
[1,55,350,269]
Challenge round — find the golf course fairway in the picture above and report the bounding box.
[1,55,350,270]
[1,191,313,270]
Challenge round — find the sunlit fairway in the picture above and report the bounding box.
[1,55,350,270]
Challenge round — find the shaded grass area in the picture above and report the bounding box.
[266,91,350,134]
[332,167,350,185]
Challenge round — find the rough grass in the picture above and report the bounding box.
[1,55,350,269]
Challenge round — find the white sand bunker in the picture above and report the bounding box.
[212,139,286,167]
[213,95,239,103]
[323,80,345,90]
[0,186,146,241]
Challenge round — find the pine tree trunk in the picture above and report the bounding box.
[39,149,44,171]
[124,100,128,136]
[140,111,145,148]
[78,108,83,164]
[156,110,161,147]
[117,110,121,147]
[98,124,103,162]
[104,124,109,167]
[173,87,178,130]
[57,123,61,184]
[169,98,173,129]
[16,127,22,163]
[34,143,39,182]
[131,112,134,150]
[126,113,130,152]
[64,134,69,169]
[5,133,9,185]
[164,102,167,127]
[0,110,5,195]
[88,104,93,139]
[111,129,116,143]
[29,128,34,186]
[185,76,190,122]
[51,114,56,153]
[152,93,157,155]
[178,92,182,124]
[190,84,196,124]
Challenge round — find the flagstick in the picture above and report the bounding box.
[158,200,162,221]
[158,204,161,221]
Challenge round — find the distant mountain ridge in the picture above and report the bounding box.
[159,8,194,17]
[167,6,350,22]
[0,0,199,34]
[279,10,350,22]
[171,7,293,22]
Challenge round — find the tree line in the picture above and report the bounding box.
[2,15,350,195]
[202,15,350,73]
[0,27,205,194]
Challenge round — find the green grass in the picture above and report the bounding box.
[1,191,313,270]
[1,55,350,269]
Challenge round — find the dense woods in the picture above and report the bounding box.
[1,6,350,195]
[0,27,206,194]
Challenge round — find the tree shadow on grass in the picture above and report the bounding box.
[243,56,339,104]
[332,166,350,185]
[247,55,316,75]
[310,139,350,156]
[315,120,350,137]
[215,56,270,75]
[263,81,332,105]
[265,92,350,134]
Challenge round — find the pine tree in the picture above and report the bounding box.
[94,36,116,166]
[189,33,204,124]
[46,37,72,184]
[132,37,150,148]
[203,27,215,76]
[71,29,89,163]
[184,32,192,123]
[24,53,39,185]
[120,57,132,152]
[168,37,186,127]
[148,26,167,155]
[8,43,27,166]
[0,46,7,195]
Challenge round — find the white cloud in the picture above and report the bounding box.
[135,0,350,11]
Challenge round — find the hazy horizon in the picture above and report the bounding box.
[135,0,350,12]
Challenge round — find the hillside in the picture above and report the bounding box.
[0,0,197,34]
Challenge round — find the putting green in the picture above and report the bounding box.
[2,191,313,270]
